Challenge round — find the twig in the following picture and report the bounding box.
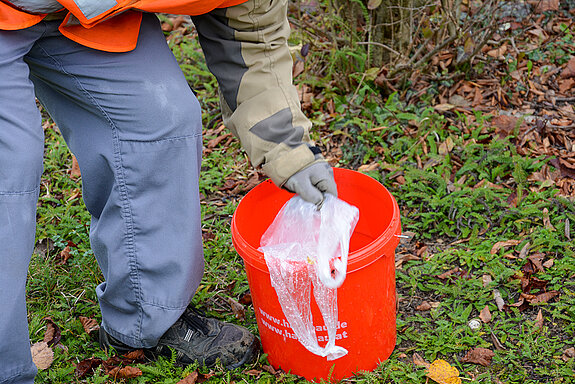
[392,36,447,75]
[459,22,498,66]
[547,124,575,130]
[287,17,333,44]
[351,71,368,105]
[404,35,433,67]
[410,33,458,69]
[488,36,521,55]
[357,41,402,57]
[556,97,575,102]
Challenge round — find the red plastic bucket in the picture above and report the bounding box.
[231,168,401,382]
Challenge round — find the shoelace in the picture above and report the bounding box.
[179,306,211,335]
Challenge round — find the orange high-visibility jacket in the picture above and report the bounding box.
[0,0,247,52]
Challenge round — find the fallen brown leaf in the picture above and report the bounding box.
[479,305,492,323]
[542,258,554,268]
[416,301,440,311]
[56,245,72,265]
[292,60,305,78]
[487,44,508,58]
[438,137,455,155]
[527,0,559,12]
[490,239,520,255]
[530,290,560,304]
[177,371,199,384]
[473,179,504,190]
[75,358,103,379]
[506,295,529,311]
[31,342,54,370]
[520,292,537,302]
[102,356,123,371]
[491,114,518,137]
[550,158,575,179]
[527,253,545,272]
[416,301,432,311]
[493,289,505,311]
[241,174,262,192]
[107,366,143,380]
[70,155,82,179]
[161,15,187,32]
[227,297,246,320]
[482,274,493,288]
[416,244,429,257]
[461,347,495,367]
[519,242,530,259]
[100,351,146,375]
[121,349,146,362]
[520,275,549,294]
[43,317,61,347]
[562,347,575,362]
[244,369,263,376]
[201,230,216,241]
[533,309,544,330]
[358,162,380,172]
[238,293,252,305]
[437,267,463,279]
[79,316,100,334]
[558,78,575,94]
[434,103,456,112]
[395,253,420,269]
[560,57,575,79]
[542,208,555,231]
[262,364,277,374]
[219,178,239,191]
[413,352,430,368]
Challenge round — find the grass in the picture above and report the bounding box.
[27,12,575,384]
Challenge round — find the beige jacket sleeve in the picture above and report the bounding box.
[191,0,324,187]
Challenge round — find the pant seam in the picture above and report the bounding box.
[100,296,190,311]
[119,132,202,143]
[33,42,145,340]
[0,186,40,196]
[142,300,191,310]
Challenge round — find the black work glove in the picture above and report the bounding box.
[284,162,338,207]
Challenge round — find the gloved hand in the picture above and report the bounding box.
[284,162,338,207]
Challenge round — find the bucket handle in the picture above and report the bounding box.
[316,194,359,289]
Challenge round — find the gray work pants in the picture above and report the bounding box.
[0,13,204,383]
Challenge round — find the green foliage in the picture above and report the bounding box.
[317,85,574,383]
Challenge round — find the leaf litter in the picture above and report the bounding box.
[461,347,496,367]
[75,350,146,379]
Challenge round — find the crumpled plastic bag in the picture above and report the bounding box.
[259,194,359,360]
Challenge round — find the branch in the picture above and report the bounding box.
[357,41,402,57]
[556,97,575,102]
[410,33,459,69]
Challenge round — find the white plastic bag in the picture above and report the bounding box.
[259,194,359,360]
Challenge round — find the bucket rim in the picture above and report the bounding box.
[231,168,402,273]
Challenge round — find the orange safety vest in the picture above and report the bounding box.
[0,0,248,52]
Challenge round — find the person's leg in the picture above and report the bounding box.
[25,14,205,348]
[0,25,46,384]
